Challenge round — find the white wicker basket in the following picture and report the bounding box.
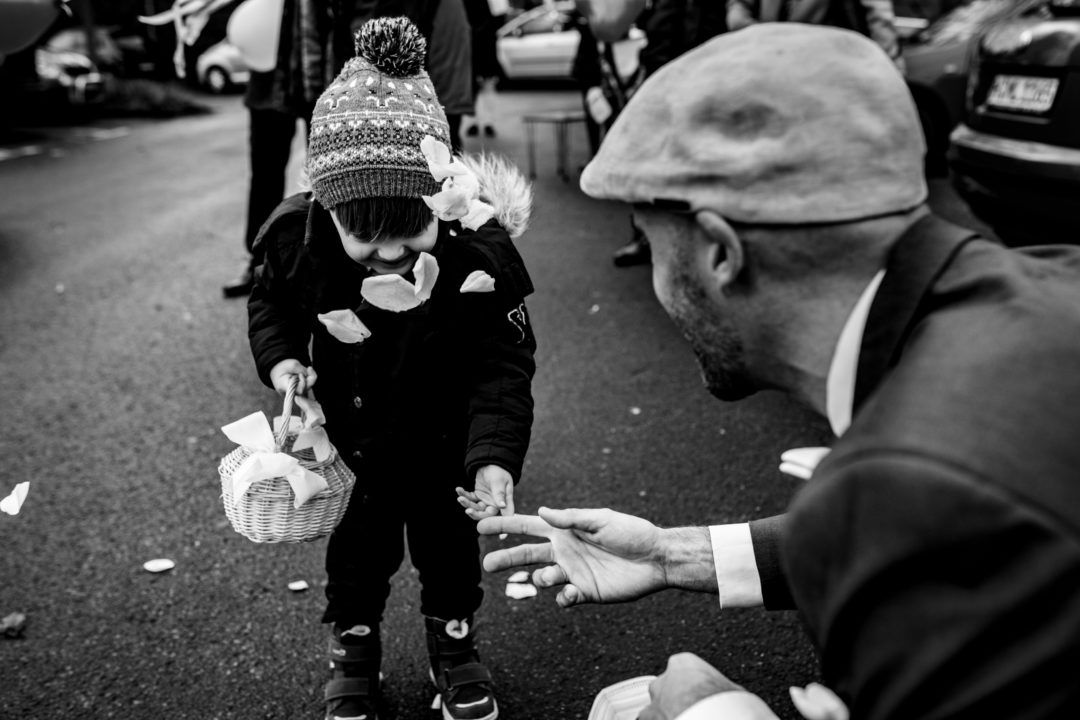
[219,382,355,543]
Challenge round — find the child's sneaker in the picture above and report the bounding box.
[325,623,381,720]
[425,616,497,720]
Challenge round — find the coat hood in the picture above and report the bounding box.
[458,153,533,239]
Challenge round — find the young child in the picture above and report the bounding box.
[247,17,535,720]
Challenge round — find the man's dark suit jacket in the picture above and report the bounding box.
[751,215,1080,718]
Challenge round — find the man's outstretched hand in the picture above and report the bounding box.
[478,507,670,607]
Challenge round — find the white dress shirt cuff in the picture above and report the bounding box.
[708,523,764,608]
[675,691,780,720]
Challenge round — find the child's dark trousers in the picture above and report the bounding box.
[321,444,484,627]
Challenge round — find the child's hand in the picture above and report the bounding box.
[456,465,515,520]
[269,359,317,396]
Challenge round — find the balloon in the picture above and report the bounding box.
[0,0,59,56]
[226,0,284,72]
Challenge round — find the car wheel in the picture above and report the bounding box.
[205,66,230,94]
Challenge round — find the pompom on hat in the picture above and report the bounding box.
[580,24,928,224]
[307,17,452,210]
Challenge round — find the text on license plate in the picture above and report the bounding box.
[987,75,1059,113]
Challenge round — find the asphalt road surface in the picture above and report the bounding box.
[0,89,987,720]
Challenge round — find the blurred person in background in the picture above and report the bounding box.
[224,0,472,298]
[463,0,507,139]
[475,22,1080,720]
[726,0,904,69]
[575,0,726,267]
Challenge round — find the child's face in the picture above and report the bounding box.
[329,211,439,276]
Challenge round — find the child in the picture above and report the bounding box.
[247,17,535,720]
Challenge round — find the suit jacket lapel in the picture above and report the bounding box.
[853,215,980,414]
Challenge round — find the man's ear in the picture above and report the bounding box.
[695,210,744,291]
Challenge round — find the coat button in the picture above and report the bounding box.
[353,396,363,409]
[353,450,363,459]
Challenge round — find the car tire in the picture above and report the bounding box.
[204,66,230,94]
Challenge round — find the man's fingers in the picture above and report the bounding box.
[555,583,585,608]
[538,506,607,533]
[476,513,552,538]
[482,542,553,572]
[533,564,567,588]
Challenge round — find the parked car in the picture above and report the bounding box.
[35,34,106,106]
[195,40,249,93]
[948,0,1080,243]
[496,0,645,80]
[899,0,1047,175]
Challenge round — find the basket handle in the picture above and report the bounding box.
[274,376,299,451]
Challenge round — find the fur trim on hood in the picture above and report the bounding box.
[459,153,533,239]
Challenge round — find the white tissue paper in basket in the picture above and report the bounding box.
[588,675,657,720]
[221,397,332,509]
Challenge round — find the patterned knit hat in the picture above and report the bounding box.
[307,17,451,209]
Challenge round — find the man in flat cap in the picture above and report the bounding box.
[470,23,1080,720]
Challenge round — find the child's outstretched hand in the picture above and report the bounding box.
[457,465,515,520]
[269,358,318,396]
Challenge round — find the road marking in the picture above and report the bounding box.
[0,145,45,162]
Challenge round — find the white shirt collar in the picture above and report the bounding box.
[825,270,886,437]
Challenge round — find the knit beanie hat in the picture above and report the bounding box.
[307,17,452,210]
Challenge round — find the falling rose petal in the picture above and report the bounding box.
[459,200,495,231]
[143,558,175,573]
[422,186,471,222]
[362,274,423,312]
[789,684,849,720]
[412,252,440,301]
[420,135,465,181]
[460,270,496,294]
[317,309,371,343]
[507,570,529,583]
[0,482,29,516]
[505,582,538,600]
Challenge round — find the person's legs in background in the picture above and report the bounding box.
[223,107,300,298]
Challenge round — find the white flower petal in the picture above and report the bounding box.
[143,558,175,573]
[423,186,472,222]
[507,570,530,583]
[412,252,440,301]
[789,684,849,720]
[361,274,423,312]
[505,582,538,599]
[460,270,496,294]
[0,482,29,516]
[460,200,496,231]
[317,309,371,343]
[420,135,457,181]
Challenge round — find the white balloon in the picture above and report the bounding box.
[0,0,58,56]
[226,0,284,72]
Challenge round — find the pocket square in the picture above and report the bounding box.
[779,447,831,480]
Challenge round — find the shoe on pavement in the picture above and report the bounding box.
[325,624,381,720]
[222,264,254,299]
[426,616,497,720]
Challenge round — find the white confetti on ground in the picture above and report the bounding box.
[505,582,538,600]
[143,558,175,573]
[630,407,642,415]
[589,304,600,314]
[288,580,309,592]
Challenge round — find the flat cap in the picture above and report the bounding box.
[580,24,927,224]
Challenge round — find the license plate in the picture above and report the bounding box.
[987,75,1059,113]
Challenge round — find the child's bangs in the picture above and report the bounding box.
[334,197,433,241]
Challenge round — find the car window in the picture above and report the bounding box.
[919,0,1049,46]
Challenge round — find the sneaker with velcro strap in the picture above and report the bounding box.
[425,616,498,720]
